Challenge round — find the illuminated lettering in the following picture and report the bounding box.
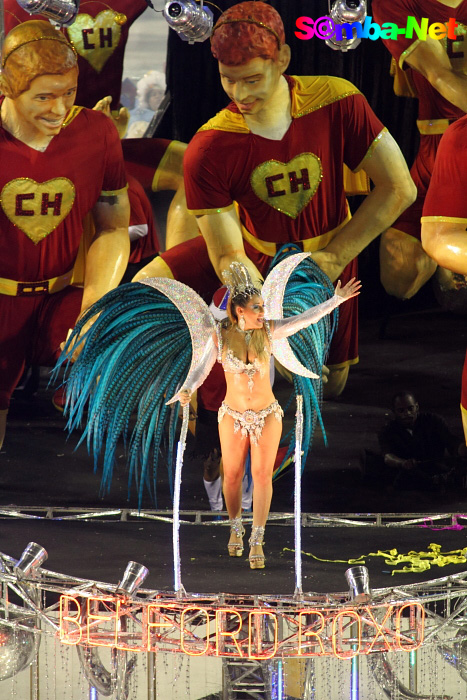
[215,609,244,657]
[332,610,361,659]
[248,611,278,659]
[298,610,326,656]
[180,606,210,656]
[147,604,178,652]
[396,603,425,651]
[363,605,393,653]
[57,596,425,659]
[115,601,144,652]
[59,595,82,645]
[87,597,116,647]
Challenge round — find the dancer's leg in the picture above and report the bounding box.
[218,414,250,552]
[249,413,282,566]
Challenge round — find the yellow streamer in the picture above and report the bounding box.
[283,543,467,575]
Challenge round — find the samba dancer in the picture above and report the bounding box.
[59,252,358,570]
[174,263,360,569]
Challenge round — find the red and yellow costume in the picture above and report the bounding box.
[373,0,467,240]
[161,75,384,368]
[127,173,160,263]
[4,0,148,108]
[421,114,467,422]
[122,137,175,192]
[0,106,127,409]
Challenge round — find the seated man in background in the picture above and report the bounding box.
[378,391,464,490]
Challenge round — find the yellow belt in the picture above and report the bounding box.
[239,207,352,257]
[417,118,455,135]
[0,269,73,296]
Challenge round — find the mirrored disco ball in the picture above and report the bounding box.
[0,610,39,681]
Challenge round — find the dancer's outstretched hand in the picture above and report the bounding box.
[335,277,361,300]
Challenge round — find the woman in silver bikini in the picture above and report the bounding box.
[180,263,360,570]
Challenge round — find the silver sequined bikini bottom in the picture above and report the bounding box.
[218,400,283,445]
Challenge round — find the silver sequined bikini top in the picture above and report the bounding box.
[216,321,272,391]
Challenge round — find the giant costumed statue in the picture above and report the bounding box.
[135,1,416,399]
[0,20,130,448]
[373,0,467,299]
[421,114,467,447]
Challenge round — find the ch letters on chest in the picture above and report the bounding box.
[250,152,323,218]
[67,11,123,72]
[0,178,76,244]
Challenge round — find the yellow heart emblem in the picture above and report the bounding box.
[1,178,76,244]
[250,153,322,219]
[67,11,122,73]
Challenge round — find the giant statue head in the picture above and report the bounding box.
[0,20,78,99]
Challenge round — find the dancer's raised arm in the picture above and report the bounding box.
[272,279,361,340]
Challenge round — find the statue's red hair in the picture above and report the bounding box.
[211,2,285,66]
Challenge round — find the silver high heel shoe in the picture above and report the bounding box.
[228,517,245,557]
[249,526,265,569]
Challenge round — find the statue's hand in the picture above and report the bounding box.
[93,95,129,139]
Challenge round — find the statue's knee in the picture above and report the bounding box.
[323,366,350,399]
[380,230,437,299]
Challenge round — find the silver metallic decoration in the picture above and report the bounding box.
[163,0,213,44]
[368,653,451,700]
[0,606,40,681]
[14,542,48,579]
[15,0,80,26]
[139,277,216,404]
[116,561,149,597]
[437,628,467,683]
[77,644,136,698]
[345,565,371,604]
[294,395,304,597]
[222,260,258,298]
[261,253,320,379]
[173,403,190,597]
[326,0,367,52]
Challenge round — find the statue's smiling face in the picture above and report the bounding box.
[218,57,283,116]
[13,68,78,140]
